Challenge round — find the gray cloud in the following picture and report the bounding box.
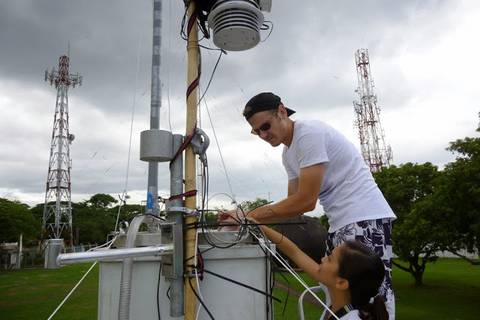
[0,0,478,208]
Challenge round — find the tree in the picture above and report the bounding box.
[0,198,40,244]
[72,201,112,244]
[72,194,119,244]
[240,198,269,211]
[86,193,118,208]
[374,162,446,286]
[439,116,480,263]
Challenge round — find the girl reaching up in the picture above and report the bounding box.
[249,218,388,320]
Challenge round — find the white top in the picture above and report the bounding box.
[282,120,396,232]
[320,309,361,320]
[339,310,362,319]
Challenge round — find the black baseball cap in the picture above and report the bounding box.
[243,92,296,120]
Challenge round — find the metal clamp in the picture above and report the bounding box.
[168,206,198,216]
[191,127,210,165]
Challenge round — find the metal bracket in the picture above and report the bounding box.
[162,212,184,280]
[191,127,210,165]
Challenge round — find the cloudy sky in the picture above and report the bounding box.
[0,0,478,214]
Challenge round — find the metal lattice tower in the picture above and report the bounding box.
[42,55,82,242]
[353,49,392,173]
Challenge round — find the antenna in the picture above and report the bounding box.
[353,49,392,173]
[42,55,82,246]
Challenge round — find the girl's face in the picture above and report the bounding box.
[317,244,347,288]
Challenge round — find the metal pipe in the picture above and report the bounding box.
[57,245,173,265]
[146,0,162,215]
[168,134,185,317]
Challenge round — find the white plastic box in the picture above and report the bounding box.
[98,231,274,320]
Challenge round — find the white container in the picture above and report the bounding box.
[98,231,274,320]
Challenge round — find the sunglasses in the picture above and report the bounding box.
[251,121,272,135]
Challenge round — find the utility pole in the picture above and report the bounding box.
[42,55,81,244]
[353,48,392,173]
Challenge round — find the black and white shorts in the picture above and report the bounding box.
[327,218,395,317]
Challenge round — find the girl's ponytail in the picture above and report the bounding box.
[358,296,388,320]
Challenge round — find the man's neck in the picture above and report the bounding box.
[283,119,295,147]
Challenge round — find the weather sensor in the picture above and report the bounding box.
[207,0,272,51]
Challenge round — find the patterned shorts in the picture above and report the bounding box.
[327,218,395,318]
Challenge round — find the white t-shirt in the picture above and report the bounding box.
[320,309,361,320]
[282,120,396,232]
[340,310,362,319]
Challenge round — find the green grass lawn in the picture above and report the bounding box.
[394,259,480,320]
[0,259,479,319]
[0,263,98,320]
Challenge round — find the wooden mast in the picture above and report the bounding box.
[184,1,199,319]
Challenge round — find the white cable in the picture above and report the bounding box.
[124,30,142,194]
[249,231,340,320]
[194,229,206,320]
[47,262,98,320]
[86,238,115,252]
[114,31,143,232]
[202,98,236,203]
[46,238,116,320]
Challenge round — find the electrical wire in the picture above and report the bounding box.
[276,269,291,317]
[198,50,224,105]
[194,230,208,320]
[200,268,281,303]
[260,20,274,42]
[203,98,236,203]
[114,30,143,233]
[156,261,163,320]
[87,235,118,252]
[188,277,215,320]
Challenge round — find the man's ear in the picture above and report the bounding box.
[335,278,350,291]
[278,104,288,119]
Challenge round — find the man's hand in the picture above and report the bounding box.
[217,209,246,231]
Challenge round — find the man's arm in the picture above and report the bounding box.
[250,218,321,282]
[249,163,325,223]
[287,178,298,196]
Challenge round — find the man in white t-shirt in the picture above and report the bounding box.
[228,92,396,318]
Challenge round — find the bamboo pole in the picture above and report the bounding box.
[184,1,199,319]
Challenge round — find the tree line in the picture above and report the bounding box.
[0,193,141,246]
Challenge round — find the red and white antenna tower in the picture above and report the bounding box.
[42,55,82,242]
[353,48,392,173]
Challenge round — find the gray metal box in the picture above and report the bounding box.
[44,238,64,269]
[140,129,173,162]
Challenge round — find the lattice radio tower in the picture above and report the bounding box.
[42,55,82,242]
[353,48,392,173]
